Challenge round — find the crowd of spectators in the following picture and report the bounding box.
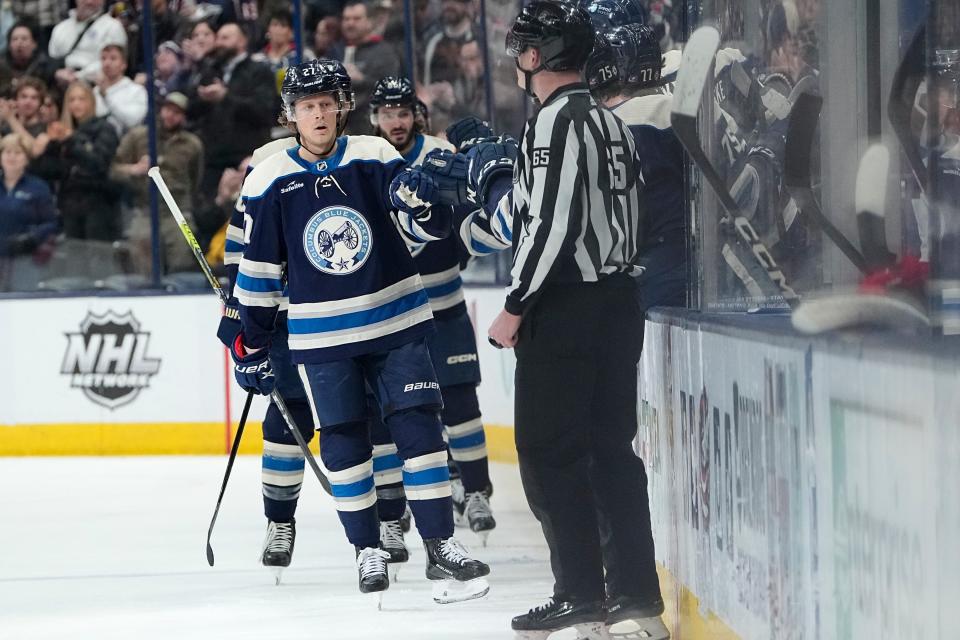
[0,0,676,292]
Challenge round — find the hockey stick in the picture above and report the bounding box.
[670,26,799,308]
[783,92,870,273]
[888,25,929,195]
[854,144,897,269]
[148,167,332,497]
[205,390,252,566]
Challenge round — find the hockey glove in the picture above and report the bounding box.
[420,149,471,206]
[230,334,275,396]
[466,136,518,206]
[390,168,438,217]
[216,303,242,348]
[446,116,494,152]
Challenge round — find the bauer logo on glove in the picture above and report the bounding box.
[230,334,276,395]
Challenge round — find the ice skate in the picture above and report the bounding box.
[450,476,468,527]
[356,546,391,610]
[423,537,490,604]
[379,520,408,582]
[260,519,295,585]
[399,504,412,533]
[511,598,607,639]
[603,596,669,640]
[464,490,496,546]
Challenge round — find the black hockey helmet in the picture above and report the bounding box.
[582,0,648,30]
[585,33,620,93]
[505,0,595,72]
[281,58,355,120]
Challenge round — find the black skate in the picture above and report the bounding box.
[464,490,496,545]
[604,596,669,640]
[356,546,391,609]
[261,519,295,585]
[423,537,490,604]
[511,598,607,640]
[379,520,408,581]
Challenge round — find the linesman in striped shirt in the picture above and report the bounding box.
[478,1,668,637]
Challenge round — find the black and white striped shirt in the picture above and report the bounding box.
[504,83,644,315]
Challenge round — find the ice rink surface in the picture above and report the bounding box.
[0,457,572,640]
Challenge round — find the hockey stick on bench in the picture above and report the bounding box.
[148,167,332,563]
[670,26,799,308]
[854,143,898,270]
[783,92,870,273]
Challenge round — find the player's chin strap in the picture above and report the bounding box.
[515,57,546,100]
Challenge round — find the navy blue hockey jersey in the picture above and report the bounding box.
[235,135,449,363]
[398,132,470,319]
[612,93,686,244]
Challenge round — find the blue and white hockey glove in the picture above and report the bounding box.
[230,334,275,396]
[445,116,494,152]
[390,168,438,217]
[420,149,471,206]
[466,136,518,206]
[216,303,242,348]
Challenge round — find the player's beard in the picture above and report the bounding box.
[388,126,413,151]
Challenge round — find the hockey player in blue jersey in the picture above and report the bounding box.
[585,22,687,309]
[367,78,497,564]
[230,58,490,603]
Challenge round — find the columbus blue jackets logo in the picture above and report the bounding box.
[61,310,161,409]
[303,206,373,275]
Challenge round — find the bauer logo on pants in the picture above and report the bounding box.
[60,310,161,410]
[303,206,372,275]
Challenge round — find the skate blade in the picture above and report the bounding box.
[606,616,670,640]
[389,564,402,583]
[432,577,490,604]
[268,566,284,586]
[574,622,612,640]
[475,529,490,547]
[514,631,552,639]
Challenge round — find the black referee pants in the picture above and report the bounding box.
[514,277,661,604]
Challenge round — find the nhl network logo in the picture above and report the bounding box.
[61,310,161,409]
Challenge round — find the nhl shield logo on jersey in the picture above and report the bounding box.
[303,206,373,275]
[60,310,161,409]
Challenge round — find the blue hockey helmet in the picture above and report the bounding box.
[587,24,661,94]
[281,58,355,120]
[370,76,419,130]
[609,24,662,88]
[585,33,620,92]
[370,76,417,112]
[582,0,649,30]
